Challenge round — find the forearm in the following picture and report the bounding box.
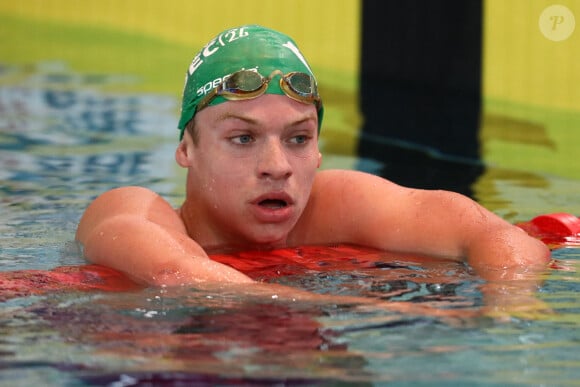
[384,190,550,272]
[79,215,253,286]
[411,190,551,271]
[464,224,551,280]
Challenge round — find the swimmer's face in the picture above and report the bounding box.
[176,94,321,249]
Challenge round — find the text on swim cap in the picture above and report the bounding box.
[187,27,250,79]
[197,74,231,97]
[196,68,261,97]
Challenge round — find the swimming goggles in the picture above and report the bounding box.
[196,69,322,113]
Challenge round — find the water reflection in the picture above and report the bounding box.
[0,62,179,271]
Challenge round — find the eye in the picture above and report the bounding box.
[231,134,254,145]
[289,134,309,145]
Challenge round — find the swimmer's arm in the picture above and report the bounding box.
[74,187,460,315]
[76,186,252,286]
[75,192,463,316]
[303,170,550,275]
[375,185,551,272]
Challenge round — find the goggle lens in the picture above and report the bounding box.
[223,71,264,93]
[285,72,315,96]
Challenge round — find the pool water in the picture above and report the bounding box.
[1,62,579,386]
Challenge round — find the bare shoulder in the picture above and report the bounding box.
[293,170,405,245]
[76,186,184,242]
[80,186,174,218]
[312,169,402,197]
[310,169,476,221]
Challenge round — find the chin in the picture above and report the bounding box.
[243,229,290,249]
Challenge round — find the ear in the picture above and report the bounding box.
[175,132,193,168]
[316,151,322,168]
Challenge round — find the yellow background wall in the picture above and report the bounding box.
[0,0,359,77]
[481,0,579,180]
[0,0,362,156]
[2,0,578,180]
[484,0,579,111]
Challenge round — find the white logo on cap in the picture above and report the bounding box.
[283,41,313,74]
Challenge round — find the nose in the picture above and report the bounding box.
[256,139,292,180]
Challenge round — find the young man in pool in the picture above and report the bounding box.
[76,25,550,287]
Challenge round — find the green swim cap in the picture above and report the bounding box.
[177,24,323,139]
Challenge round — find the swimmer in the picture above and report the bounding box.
[76,25,550,287]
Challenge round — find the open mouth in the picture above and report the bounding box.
[258,199,288,209]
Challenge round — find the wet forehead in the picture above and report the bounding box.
[197,95,318,128]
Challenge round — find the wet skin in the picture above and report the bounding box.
[76,94,550,288]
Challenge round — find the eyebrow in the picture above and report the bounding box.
[216,112,258,125]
